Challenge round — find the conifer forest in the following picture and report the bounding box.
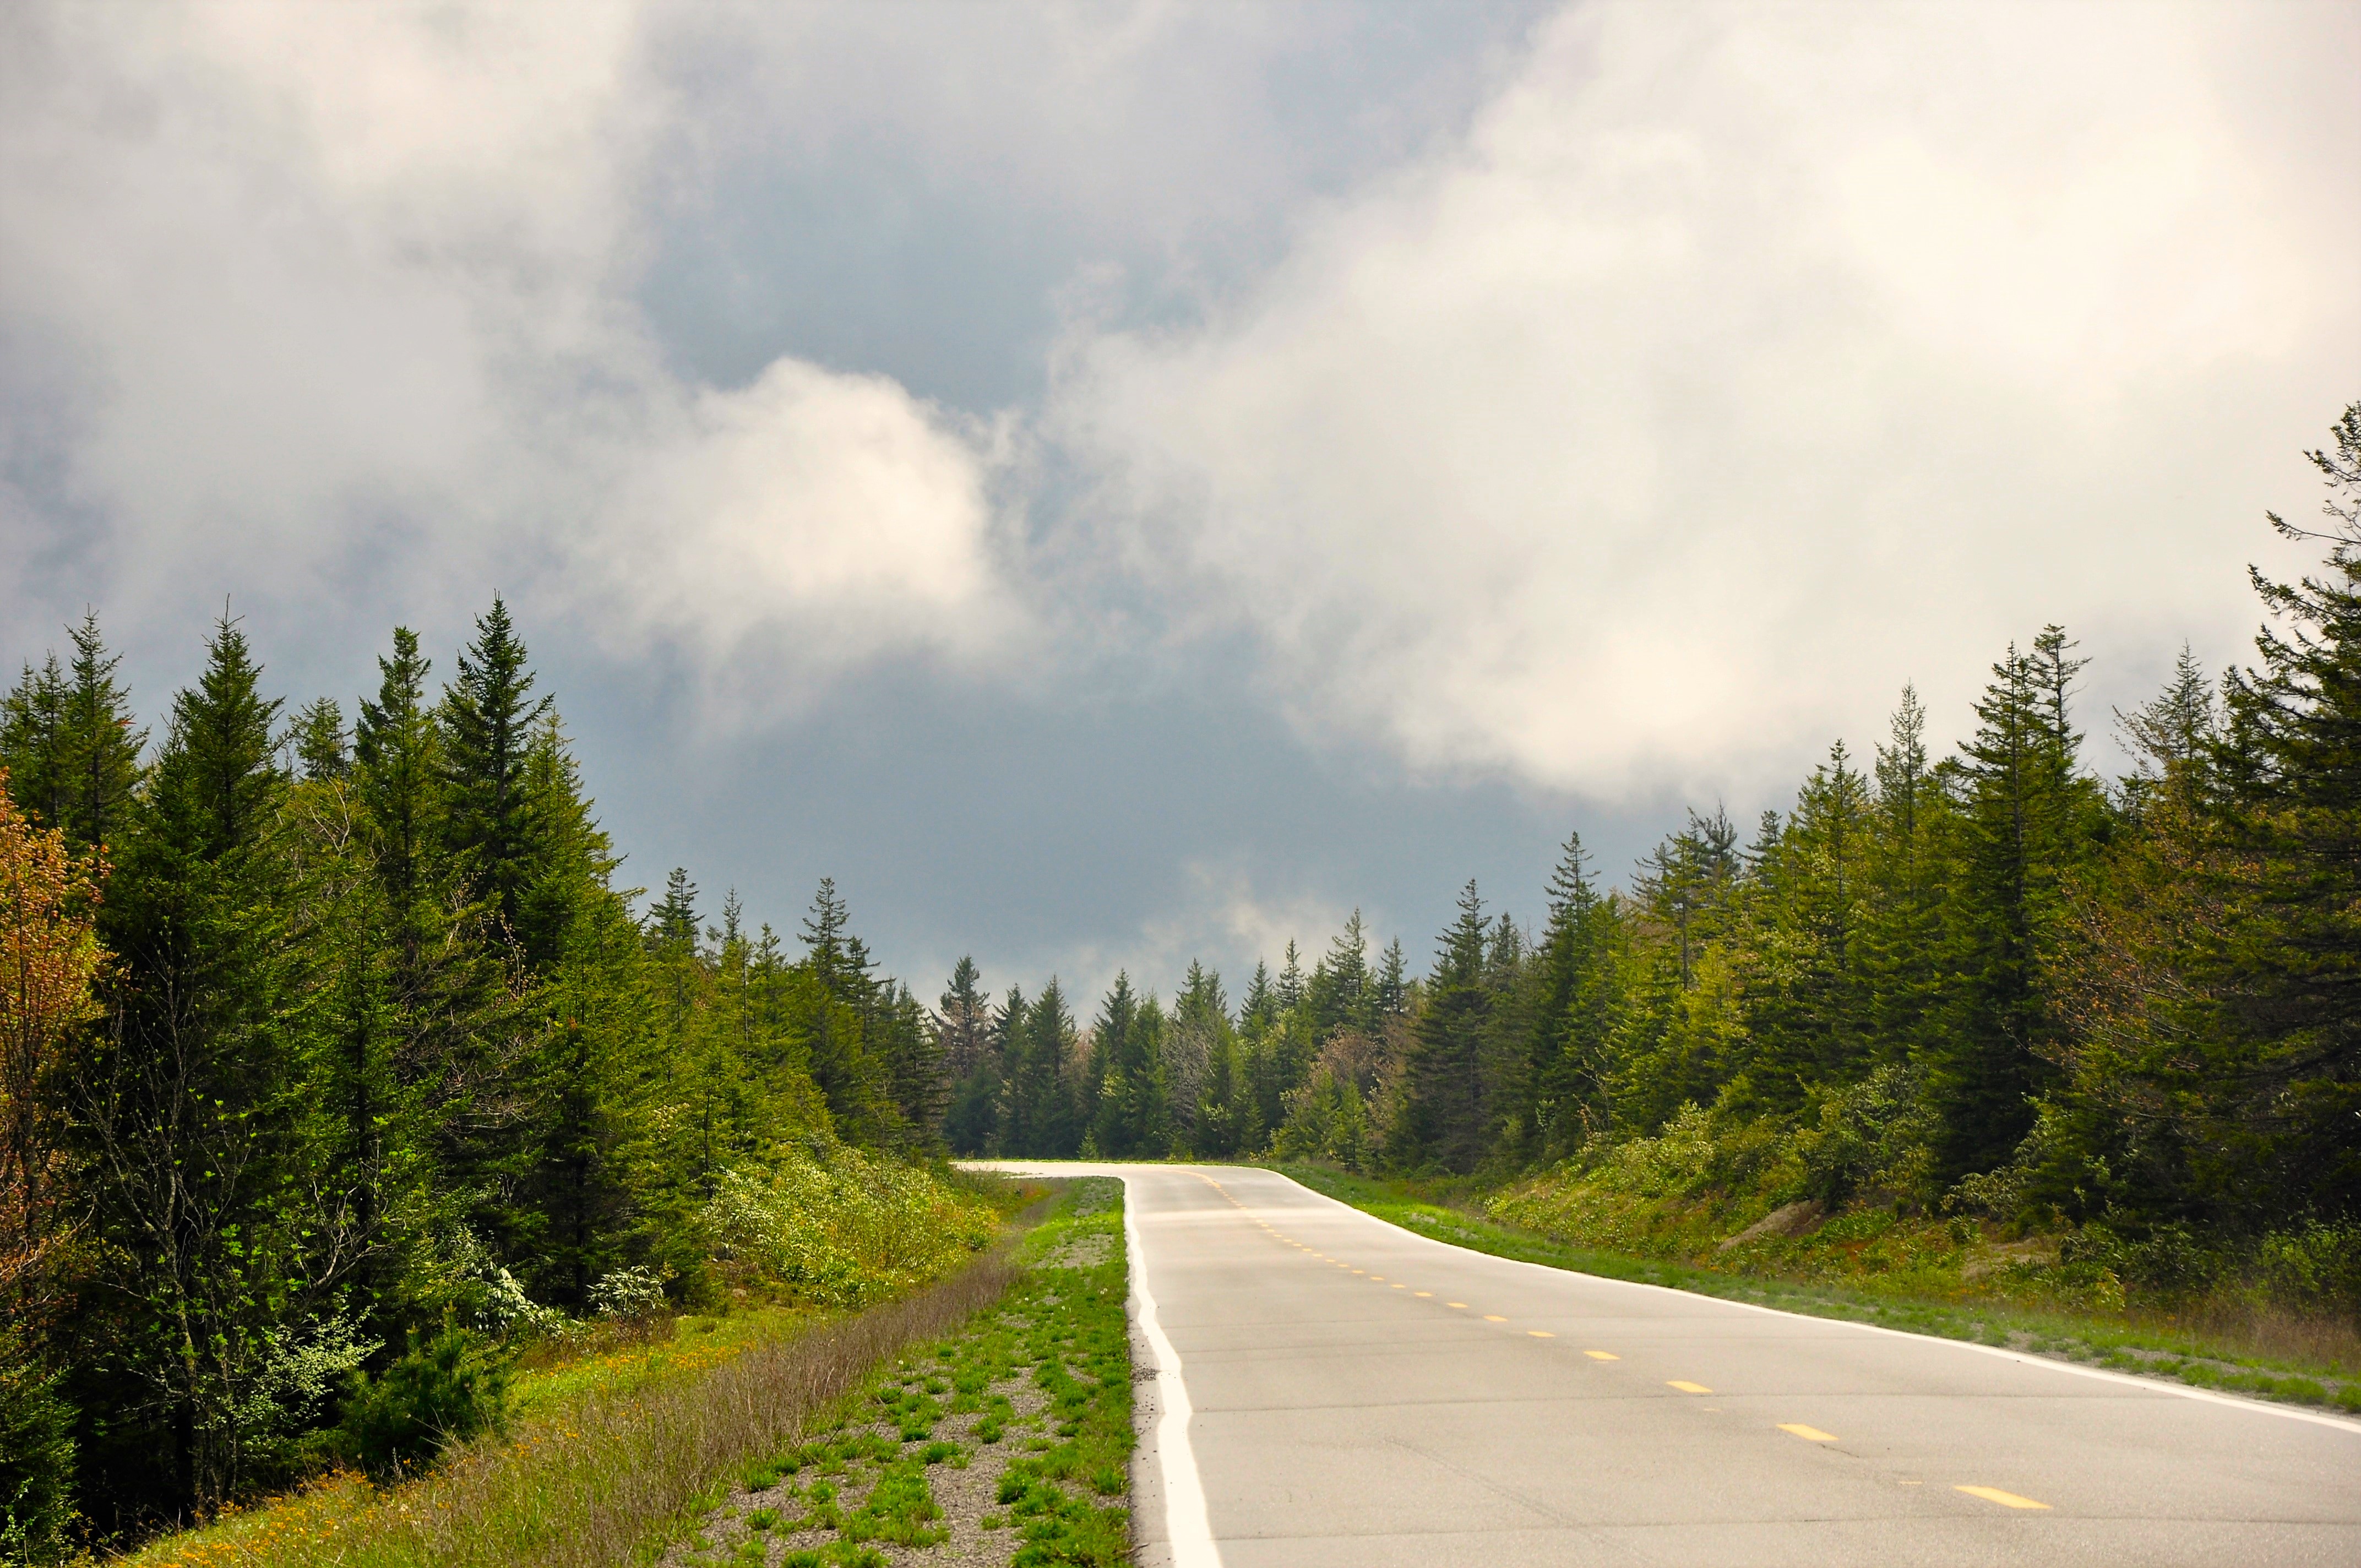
[2,405,2357,1551]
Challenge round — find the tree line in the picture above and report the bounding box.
[3,402,2354,1548]
[945,405,2361,1271]
[0,601,945,1545]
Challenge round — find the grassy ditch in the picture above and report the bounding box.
[661,1176,1133,1568]
[1272,1162,2361,1417]
[119,1182,1057,1568]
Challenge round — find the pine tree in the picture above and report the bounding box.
[356,629,443,915]
[81,614,310,1513]
[1308,911,1371,1038]
[1089,973,1166,1157]
[1926,628,2101,1178]
[291,699,349,783]
[1400,881,1493,1172]
[1524,832,1619,1158]
[1373,939,1410,1019]
[651,868,700,952]
[62,613,146,853]
[440,598,553,948]
[2208,403,2361,1213]
[0,655,69,835]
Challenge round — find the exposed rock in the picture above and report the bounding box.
[1716,1200,1825,1252]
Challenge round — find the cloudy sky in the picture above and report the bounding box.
[4,0,2356,1003]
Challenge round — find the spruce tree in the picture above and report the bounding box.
[290,698,348,783]
[1,655,70,835]
[83,613,305,1514]
[2210,402,2361,1213]
[63,612,145,852]
[1927,629,2101,1178]
[440,598,552,946]
[1400,881,1493,1172]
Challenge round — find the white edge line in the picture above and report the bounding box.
[1259,1166,2361,1439]
[1122,1175,1224,1568]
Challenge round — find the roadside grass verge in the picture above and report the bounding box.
[663,1177,1133,1568]
[122,1183,1056,1568]
[1271,1162,2361,1417]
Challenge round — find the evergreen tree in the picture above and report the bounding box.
[78,614,308,1515]
[0,655,69,835]
[291,698,349,783]
[63,613,146,853]
[651,868,700,952]
[2208,403,2361,1214]
[439,598,553,950]
[1399,881,1493,1172]
[1925,628,2101,1178]
[1089,973,1166,1157]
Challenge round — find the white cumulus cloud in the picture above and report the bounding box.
[0,0,1020,705]
[1054,0,2361,798]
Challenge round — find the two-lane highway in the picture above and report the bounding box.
[975,1162,2361,1567]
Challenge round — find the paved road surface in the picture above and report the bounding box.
[971,1162,2361,1567]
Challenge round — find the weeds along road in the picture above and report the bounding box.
[966,1161,2361,1568]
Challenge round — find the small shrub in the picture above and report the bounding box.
[590,1265,672,1322]
[336,1326,509,1478]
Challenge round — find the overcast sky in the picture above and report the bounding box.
[4,0,2357,1005]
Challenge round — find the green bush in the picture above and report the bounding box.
[335,1326,508,1479]
[0,1332,75,1565]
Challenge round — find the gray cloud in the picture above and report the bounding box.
[3,0,2353,1000]
[1052,0,2361,799]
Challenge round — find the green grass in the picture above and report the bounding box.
[122,1179,1052,1568]
[1271,1162,2361,1417]
[669,1177,1133,1568]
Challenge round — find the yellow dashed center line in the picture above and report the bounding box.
[1412,1292,1433,1298]
[1778,1424,1837,1442]
[1390,1283,1406,1289]
[1446,1302,1468,1309]
[1584,1350,1618,1361]
[1956,1486,2050,1511]
[1527,1330,1555,1338]
[1483,1315,1509,1322]
[1668,1381,1712,1395]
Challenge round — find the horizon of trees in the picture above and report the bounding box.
[3,399,2354,1548]
[0,600,945,1544]
[946,405,2361,1259]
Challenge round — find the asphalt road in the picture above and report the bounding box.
[971,1161,2361,1567]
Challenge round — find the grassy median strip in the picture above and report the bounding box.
[1275,1162,2361,1416]
[122,1193,1057,1568]
[662,1177,1133,1568]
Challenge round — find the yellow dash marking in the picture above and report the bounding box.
[1668,1381,1712,1395]
[1778,1424,1837,1442]
[1413,1292,1433,1298]
[1584,1351,1618,1361]
[1390,1283,1406,1289]
[1368,1275,1384,1281]
[1527,1330,1555,1338]
[1956,1486,2049,1511]
[1484,1315,1509,1322]
[1446,1302,1468,1309]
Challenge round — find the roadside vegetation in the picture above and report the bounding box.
[942,404,2361,1409]
[0,593,1026,1559]
[118,1173,1042,1568]
[663,1175,1131,1568]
